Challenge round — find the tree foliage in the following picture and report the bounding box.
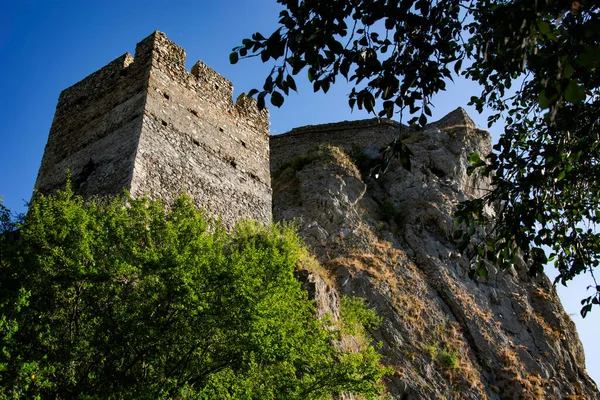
[231,0,600,316]
[0,189,388,399]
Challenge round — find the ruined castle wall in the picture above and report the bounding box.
[269,118,404,173]
[127,32,272,227]
[35,31,272,228]
[34,51,149,196]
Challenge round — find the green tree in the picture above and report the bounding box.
[231,0,600,316]
[0,189,388,399]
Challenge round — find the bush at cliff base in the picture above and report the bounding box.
[0,188,388,399]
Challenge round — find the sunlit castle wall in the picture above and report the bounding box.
[35,31,272,228]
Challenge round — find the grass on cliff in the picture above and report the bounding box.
[0,187,389,399]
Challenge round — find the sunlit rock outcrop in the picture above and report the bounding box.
[271,108,599,399]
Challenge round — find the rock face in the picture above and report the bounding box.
[271,108,599,399]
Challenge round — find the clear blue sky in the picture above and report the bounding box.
[1,0,597,386]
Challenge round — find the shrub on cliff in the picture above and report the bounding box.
[0,188,388,399]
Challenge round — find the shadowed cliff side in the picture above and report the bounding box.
[270,108,599,399]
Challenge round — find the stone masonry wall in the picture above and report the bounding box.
[129,32,271,227]
[34,51,148,196]
[270,118,405,174]
[35,31,271,228]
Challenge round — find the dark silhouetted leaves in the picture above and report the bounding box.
[271,90,284,107]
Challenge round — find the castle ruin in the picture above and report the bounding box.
[35,31,271,228]
[32,31,600,398]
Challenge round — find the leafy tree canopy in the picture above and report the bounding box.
[231,0,600,316]
[0,189,388,399]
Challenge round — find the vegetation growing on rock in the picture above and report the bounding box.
[0,188,389,399]
[270,120,599,398]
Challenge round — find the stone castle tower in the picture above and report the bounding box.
[35,31,271,227]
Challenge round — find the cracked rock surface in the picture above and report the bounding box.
[270,108,599,399]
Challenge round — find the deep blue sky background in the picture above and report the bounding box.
[1,0,598,385]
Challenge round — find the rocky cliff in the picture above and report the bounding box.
[270,108,599,399]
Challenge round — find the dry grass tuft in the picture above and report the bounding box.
[497,347,547,399]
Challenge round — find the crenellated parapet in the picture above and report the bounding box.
[134,31,269,135]
[134,30,186,72]
[191,61,270,134]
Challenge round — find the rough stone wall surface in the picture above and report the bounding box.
[35,31,271,228]
[130,32,271,227]
[34,52,146,197]
[270,118,404,173]
[271,108,599,399]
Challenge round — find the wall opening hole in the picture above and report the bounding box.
[163,93,170,100]
[74,95,88,106]
[224,154,237,169]
[189,109,199,117]
[241,140,247,148]
[193,138,200,146]
[219,127,224,132]
[161,120,168,127]
[74,159,96,190]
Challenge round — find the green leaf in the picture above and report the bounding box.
[399,152,411,171]
[577,46,600,68]
[286,75,297,92]
[257,91,266,110]
[536,20,553,38]
[468,153,481,164]
[229,52,239,64]
[476,264,488,278]
[581,304,593,318]
[364,92,375,113]
[538,90,555,109]
[424,104,432,117]
[270,91,284,107]
[562,62,574,79]
[252,32,265,41]
[260,50,270,62]
[564,80,586,104]
[453,59,462,75]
